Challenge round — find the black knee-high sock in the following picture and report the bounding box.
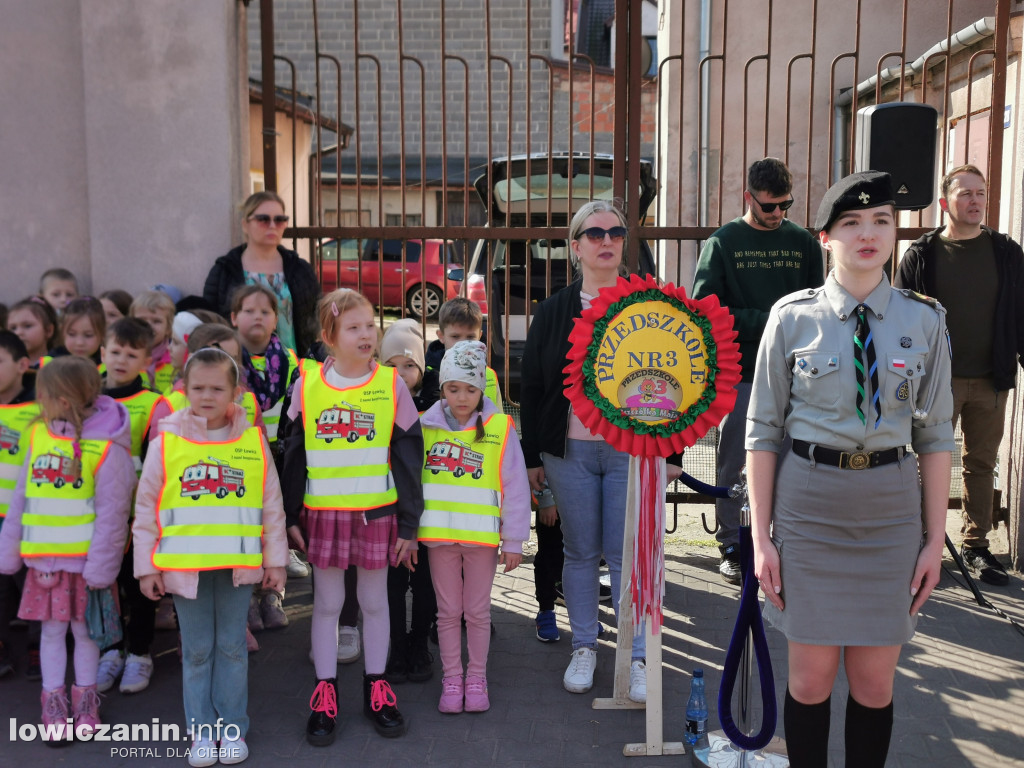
[844,693,893,768]
[784,688,831,768]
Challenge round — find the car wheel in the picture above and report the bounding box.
[407,284,444,319]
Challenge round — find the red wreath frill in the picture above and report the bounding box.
[563,273,742,458]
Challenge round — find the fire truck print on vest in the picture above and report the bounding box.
[31,450,84,489]
[1,423,22,455]
[315,402,377,443]
[180,458,246,500]
[426,438,485,479]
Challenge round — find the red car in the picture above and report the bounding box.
[316,238,462,319]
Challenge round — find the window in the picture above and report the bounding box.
[384,213,422,226]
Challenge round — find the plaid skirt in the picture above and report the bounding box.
[301,508,398,571]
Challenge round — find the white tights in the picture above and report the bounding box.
[310,565,389,679]
[40,619,98,691]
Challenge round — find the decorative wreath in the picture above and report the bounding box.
[563,273,741,457]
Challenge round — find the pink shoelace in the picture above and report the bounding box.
[370,679,397,712]
[309,680,337,718]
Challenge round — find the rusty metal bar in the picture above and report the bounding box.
[964,49,997,167]
[986,0,1010,223]
[274,54,299,243]
[260,0,277,191]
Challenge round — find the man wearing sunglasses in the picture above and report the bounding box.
[692,158,824,585]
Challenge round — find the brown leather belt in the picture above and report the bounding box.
[792,439,906,470]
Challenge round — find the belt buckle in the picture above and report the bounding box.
[842,451,871,470]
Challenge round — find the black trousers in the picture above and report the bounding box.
[387,543,436,644]
[534,518,564,612]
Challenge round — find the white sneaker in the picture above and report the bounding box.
[119,653,153,694]
[286,549,311,579]
[337,625,361,664]
[563,647,597,693]
[96,649,124,693]
[629,659,647,703]
[188,735,218,768]
[218,734,249,765]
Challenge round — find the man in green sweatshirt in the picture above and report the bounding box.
[692,158,824,584]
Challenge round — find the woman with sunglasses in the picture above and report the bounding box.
[203,191,321,357]
[520,200,649,702]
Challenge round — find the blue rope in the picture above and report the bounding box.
[716,524,778,751]
[677,471,733,499]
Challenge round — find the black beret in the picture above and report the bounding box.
[814,171,895,232]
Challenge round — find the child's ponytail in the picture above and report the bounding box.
[474,398,485,443]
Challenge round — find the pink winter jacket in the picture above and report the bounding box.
[418,397,532,554]
[132,404,288,599]
[0,396,136,587]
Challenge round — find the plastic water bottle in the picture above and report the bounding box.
[685,668,709,748]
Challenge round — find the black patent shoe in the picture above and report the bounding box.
[306,678,338,746]
[406,635,434,683]
[363,673,407,737]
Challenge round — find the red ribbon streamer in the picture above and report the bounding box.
[632,456,665,633]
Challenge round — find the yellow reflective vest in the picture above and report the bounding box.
[152,429,267,571]
[484,367,503,412]
[115,390,167,475]
[21,425,112,558]
[300,363,399,511]
[0,401,41,518]
[418,414,514,547]
[165,389,260,429]
[250,348,299,443]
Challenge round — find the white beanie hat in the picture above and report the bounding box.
[172,311,203,344]
[439,340,488,391]
[380,319,425,373]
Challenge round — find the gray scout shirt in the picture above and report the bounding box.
[746,273,955,455]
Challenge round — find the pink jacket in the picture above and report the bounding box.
[0,396,136,587]
[419,398,532,554]
[132,404,288,599]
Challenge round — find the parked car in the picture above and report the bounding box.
[316,237,461,319]
[465,153,657,400]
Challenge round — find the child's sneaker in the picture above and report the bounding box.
[218,734,248,765]
[464,675,490,712]
[96,649,125,692]
[246,592,264,632]
[71,683,101,735]
[337,625,360,663]
[260,590,289,629]
[188,735,218,767]
[438,675,464,714]
[120,653,153,694]
[535,610,559,642]
[40,686,70,746]
[286,548,311,578]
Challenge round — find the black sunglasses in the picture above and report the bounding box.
[579,226,628,243]
[249,214,290,225]
[748,192,794,213]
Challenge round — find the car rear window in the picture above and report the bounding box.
[369,239,421,263]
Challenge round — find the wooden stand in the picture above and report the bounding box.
[592,456,686,757]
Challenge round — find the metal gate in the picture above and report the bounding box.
[252,0,1015,501]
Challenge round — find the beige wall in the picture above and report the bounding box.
[1,0,247,304]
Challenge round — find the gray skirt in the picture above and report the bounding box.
[762,449,922,646]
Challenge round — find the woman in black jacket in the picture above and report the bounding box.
[203,191,321,357]
[520,200,648,703]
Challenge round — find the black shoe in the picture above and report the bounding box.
[363,673,406,737]
[961,546,1010,587]
[554,581,565,606]
[406,635,434,683]
[306,678,338,746]
[719,546,742,586]
[384,642,409,685]
[0,641,13,678]
[26,643,41,681]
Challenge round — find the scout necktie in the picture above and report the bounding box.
[853,304,881,427]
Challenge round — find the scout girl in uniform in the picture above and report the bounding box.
[0,357,135,743]
[418,340,530,713]
[747,171,954,767]
[133,347,288,767]
[283,289,424,745]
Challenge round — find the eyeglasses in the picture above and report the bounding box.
[249,214,290,226]
[578,226,628,243]
[748,192,794,213]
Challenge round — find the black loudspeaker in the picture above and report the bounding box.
[855,103,938,210]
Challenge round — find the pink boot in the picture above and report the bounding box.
[464,675,490,712]
[71,684,101,735]
[438,675,464,714]
[40,686,71,746]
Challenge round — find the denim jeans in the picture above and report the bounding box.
[542,440,645,657]
[173,570,251,738]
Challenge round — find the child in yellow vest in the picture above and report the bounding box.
[418,340,530,713]
[282,289,424,746]
[130,290,176,393]
[422,297,503,411]
[95,317,171,695]
[0,357,135,743]
[133,347,287,767]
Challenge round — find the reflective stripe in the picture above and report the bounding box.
[156,531,263,554]
[153,553,263,569]
[158,506,263,528]
[423,484,500,509]
[305,472,395,503]
[418,509,500,544]
[307,446,390,470]
[263,399,284,441]
[21,497,95,550]
[0,463,20,482]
